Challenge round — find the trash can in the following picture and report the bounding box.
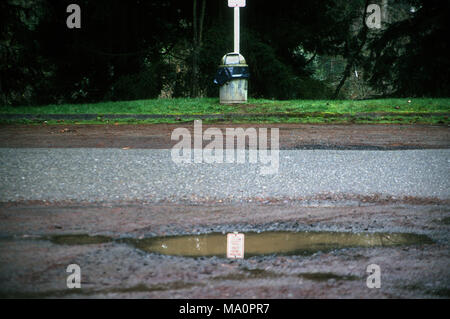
[214,53,249,104]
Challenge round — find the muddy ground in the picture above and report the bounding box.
[0,123,449,149]
[0,124,449,299]
[0,201,449,299]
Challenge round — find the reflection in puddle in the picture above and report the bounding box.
[125,231,433,258]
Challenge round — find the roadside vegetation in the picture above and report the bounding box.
[1,98,448,125]
[2,98,449,115]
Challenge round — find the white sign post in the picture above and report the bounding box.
[228,0,246,54]
[227,232,245,259]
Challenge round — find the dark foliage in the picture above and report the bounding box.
[0,0,448,105]
[365,0,450,97]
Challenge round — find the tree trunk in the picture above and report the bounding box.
[333,0,370,99]
[192,0,198,97]
[382,0,389,24]
[191,0,206,97]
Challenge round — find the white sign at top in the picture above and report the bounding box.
[228,0,246,8]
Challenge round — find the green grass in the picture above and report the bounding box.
[1,98,449,115]
[1,115,447,125]
[0,98,231,115]
[1,98,449,124]
[256,98,450,114]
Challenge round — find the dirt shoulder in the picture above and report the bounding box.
[0,201,448,299]
[0,201,448,239]
[0,123,449,149]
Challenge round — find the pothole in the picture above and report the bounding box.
[298,272,359,282]
[121,231,434,258]
[48,234,112,245]
[45,231,433,258]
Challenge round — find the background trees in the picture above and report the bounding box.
[364,0,450,97]
[1,0,449,106]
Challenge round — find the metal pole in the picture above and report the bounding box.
[234,7,240,53]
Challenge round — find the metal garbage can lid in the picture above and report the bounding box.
[221,53,246,66]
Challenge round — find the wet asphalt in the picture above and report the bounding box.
[0,148,448,202]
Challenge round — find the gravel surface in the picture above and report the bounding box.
[1,202,449,299]
[0,148,448,202]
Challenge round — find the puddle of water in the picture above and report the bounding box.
[124,231,433,258]
[48,234,112,246]
[298,272,359,282]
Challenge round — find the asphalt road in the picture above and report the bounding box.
[0,148,448,202]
